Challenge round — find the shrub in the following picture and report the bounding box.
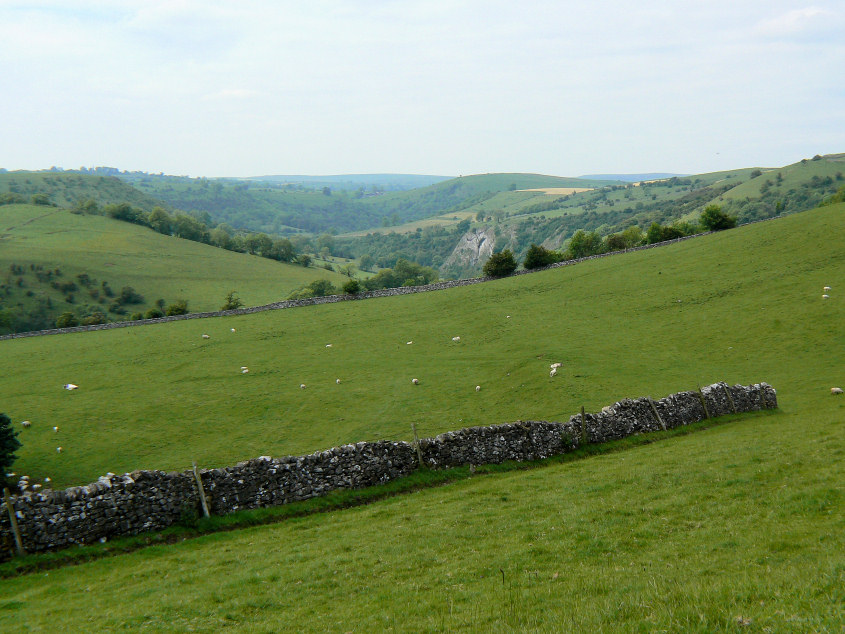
[165,299,189,316]
[55,312,78,328]
[0,413,21,482]
[144,307,164,319]
[483,250,517,278]
[523,244,562,269]
[81,311,107,326]
[700,204,737,231]
[221,290,244,310]
[117,286,144,305]
[342,279,361,294]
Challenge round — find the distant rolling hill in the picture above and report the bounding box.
[242,174,454,191]
[0,204,348,334]
[579,172,687,182]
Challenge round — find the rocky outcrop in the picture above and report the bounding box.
[442,227,497,270]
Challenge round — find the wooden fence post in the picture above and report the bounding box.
[3,488,25,557]
[648,397,666,431]
[696,386,711,420]
[411,423,424,468]
[192,461,211,518]
[722,384,737,414]
[581,406,589,445]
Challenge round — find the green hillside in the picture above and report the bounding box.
[1,203,842,489]
[0,171,166,211]
[0,204,348,333]
[0,203,842,631]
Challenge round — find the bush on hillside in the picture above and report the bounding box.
[81,311,106,325]
[342,279,361,294]
[144,307,164,319]
[0,413,21,484]
[55,312,78,328]
[483,250,517,277]
[221,290,244,310]
[165,299,189,316]
[523,244,563,269]
[700,204,737,231]
[287,279,337,300]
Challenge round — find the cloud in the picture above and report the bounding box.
[754,7,833,37]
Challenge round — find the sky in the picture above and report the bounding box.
[1,1,843,178]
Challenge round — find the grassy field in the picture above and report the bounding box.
[0,204,348,324]
[0,203,842,630]
[0,204,842,488]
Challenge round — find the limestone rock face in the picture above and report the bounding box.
[443,228,497,270]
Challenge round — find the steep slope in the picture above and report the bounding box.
[0,204,348,333]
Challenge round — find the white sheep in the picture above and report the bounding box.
[452,336,461,342]
[231,328,236,332]
[241,368,249,374]
[406,341,413,345]
[550,362,562,369]
[475,385,481,392]
[326,344,332,348]
[823,286,831,291]
[63,383,78,390]
[53,426,59,433]
[412,378,420,385]
[822,294,830,299]
[21,420,31,428]
[44,477,51,484]
[336,378,341,384]
[201,334,210,339]
[56,447,62,453]
[300,383,307,389]
[32,484,41,490]
[549,367,557,377]
[832,387,843,395]
[506,315,511,319]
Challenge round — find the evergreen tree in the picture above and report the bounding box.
[0,413,22,479]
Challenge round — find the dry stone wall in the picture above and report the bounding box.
[0,382,776,559]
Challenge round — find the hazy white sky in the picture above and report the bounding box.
[1,1,843,177]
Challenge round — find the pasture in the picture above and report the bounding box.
[0,204,842,630]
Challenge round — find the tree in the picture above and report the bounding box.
[297,254,312,268]
[0,413,21,482]
[165,299,189,316]
[221,290,244,310]
[523,244,561,269]
[342,279,361,294]
[147,207,172,234]
[359,254,374,271]
[566,230,603,259]
[700,204,737,231]
[483,250,517,277]
[55,312,78,328]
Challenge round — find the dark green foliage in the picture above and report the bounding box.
[288,279,337,299]
[117,286,144,305]
[221,291,244,311]
[0,413,21,478]
[700,205,737,231]
[483,250,517,277]
[81,311,107,326]
[165,299,189,316]
[362,259,439,290]
[297,254,312,268]
[55,312,78,328]
[30,193,51,206]
[523,244,562,269]
[566,230,604,259]
[342,279,361,294]
[144,308,164,319]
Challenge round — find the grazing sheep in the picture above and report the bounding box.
[63,383,78,390]
[32,484,41,490]
[822,294,829,299]
[406,341,413,345]
[550,362,562,369]
[231,328,236,332]
[44,477,51,484]
[412,378,420,385]
[21,420,31,428]
[201,334,210,339]
[832,387,843,395]
[452,336,461,342]
[300,383,307,389]
[241,368,249,374]
[326,344,332,348]
[475,385,481,392]
[53,426,59,433]
[336,378,341,384]
[506,315,511,319]
[823,286,831,291]
[56,447,62,453]
[549,367,557,377]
